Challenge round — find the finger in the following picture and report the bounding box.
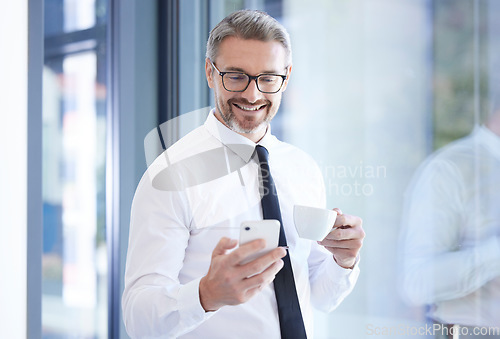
[332,207,343,215]
[228,239,267,265]
[242,282,270,302]
[243,285,265,301]
[242,258,284,290]
[324,224,365,241]
[318,238,363,250]
[333,213,361,228]
[212,237,238,258]
[238,246,286,277]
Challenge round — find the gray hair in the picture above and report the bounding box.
[206,10,292,66]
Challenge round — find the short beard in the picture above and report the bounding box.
[216,97,274,134]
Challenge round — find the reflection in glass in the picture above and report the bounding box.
[42,51,107,338]
[399,1,500,337]
[43,0,107,336]
[400,110,500,333]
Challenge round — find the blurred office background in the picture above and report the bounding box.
[1,0,499,338]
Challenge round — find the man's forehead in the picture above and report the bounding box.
[215,36,288,73]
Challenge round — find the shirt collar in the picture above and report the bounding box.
[256,124,278,152]
[476,125,500,160]
[204,108,279,163]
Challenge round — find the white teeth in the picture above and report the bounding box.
[235,104,263,111]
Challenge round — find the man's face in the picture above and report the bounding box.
[205,36,291,141]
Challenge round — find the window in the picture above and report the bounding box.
[42,0,108,337]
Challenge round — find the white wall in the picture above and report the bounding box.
[0,0,28,337]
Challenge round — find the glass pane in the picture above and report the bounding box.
[42,51,107,338]
[201,0,500,338]
[279,0,499,337]
[64,0,96,32]
[45,0,97,37]
[433,0,489,148]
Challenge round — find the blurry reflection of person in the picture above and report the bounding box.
[400,108,500,338]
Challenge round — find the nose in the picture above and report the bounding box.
[240,78,262,103]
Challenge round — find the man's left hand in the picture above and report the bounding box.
[317,208,365,269]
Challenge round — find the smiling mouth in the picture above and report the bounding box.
[233,103,266,112]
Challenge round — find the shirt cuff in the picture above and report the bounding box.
[309,253,360,312]
[177,277,217,332]
[334,254,361,270]
[328,255,360,284]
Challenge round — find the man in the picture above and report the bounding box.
[400,108,500,338]
[122,10,364,338]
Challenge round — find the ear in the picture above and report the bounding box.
[281,64,292,92]
[205,58,215,89]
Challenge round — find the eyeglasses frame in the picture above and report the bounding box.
[210,60,288,94]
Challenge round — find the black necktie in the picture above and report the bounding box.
[255,145,307,339]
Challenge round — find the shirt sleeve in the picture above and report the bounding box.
[121,170,216,338]
[399,158,500,306]
[307,243,360,312]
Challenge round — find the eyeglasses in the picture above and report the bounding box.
[210,60,287,94]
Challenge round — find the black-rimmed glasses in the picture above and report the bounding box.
[210,60,287,94]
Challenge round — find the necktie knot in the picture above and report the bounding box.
[255,145,269,163]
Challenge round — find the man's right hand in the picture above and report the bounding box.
[199,237,286,312]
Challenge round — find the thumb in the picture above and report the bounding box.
[333,207,343,215]
[212,237,238,257]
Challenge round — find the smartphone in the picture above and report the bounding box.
[239,220,281,265]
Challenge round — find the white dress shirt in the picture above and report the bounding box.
[400,126,500,327]
[122,110,359,338]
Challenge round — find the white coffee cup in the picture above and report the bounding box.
[293,205,337,241]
